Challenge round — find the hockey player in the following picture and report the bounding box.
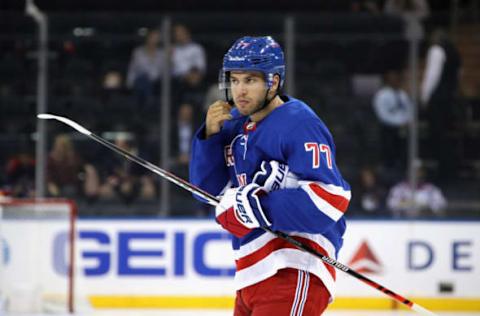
[190,36,351,316]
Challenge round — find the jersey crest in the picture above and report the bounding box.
[224,144,235,167]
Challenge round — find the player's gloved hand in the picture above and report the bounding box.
[215,183,271,238]
[253,160,290,192]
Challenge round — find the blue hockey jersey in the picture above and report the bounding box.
[190,96,351,299]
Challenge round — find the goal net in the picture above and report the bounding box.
[0,198,76,313]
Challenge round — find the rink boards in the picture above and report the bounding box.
[1,218,479,311]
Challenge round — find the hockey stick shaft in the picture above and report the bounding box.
[37,114,218,206]
[38,113,437,316]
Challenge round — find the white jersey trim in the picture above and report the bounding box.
[298,180,351,200]
[233,231,336,261]
[234,248,336,301]
[301,183,344,221]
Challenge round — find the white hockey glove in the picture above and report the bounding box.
[215,183,271,238]
[252,160,299,192]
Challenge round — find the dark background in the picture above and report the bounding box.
[1,0,453,12]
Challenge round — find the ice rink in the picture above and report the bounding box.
[4,311,480,316]
[91,311,480,316]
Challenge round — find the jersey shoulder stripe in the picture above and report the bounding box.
[299,181,351,221]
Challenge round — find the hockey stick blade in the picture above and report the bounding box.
[38,113,92,136]
[38,113,438,316]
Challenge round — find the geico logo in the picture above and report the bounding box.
[52,230,235,277]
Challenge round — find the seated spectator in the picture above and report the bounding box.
[171,24,206,79]
[351,166,387,216]
[126,28,165,108]
[350,0,381,14]
[99,133,156,204]
[83,163,101,203]
[170,104,207,217]
[4,149,35,198]
[47,134,99,199]
[173,66,208,121]
[172,103,195,171]
[386,167,447,218]
[373,69,412,173]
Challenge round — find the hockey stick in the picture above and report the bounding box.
[38,113,437,316]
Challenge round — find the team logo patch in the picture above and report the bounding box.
[236,173,247,186]
[236,41,251,49]
[243,121,257,133]
[224,145,235,167]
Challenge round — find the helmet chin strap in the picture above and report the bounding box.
[225,89,235,106]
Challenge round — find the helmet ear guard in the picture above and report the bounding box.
[267,72,283,92]
[218,70,230,90]
[218,70,234,105]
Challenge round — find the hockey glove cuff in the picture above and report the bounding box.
[215,183,271,238]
